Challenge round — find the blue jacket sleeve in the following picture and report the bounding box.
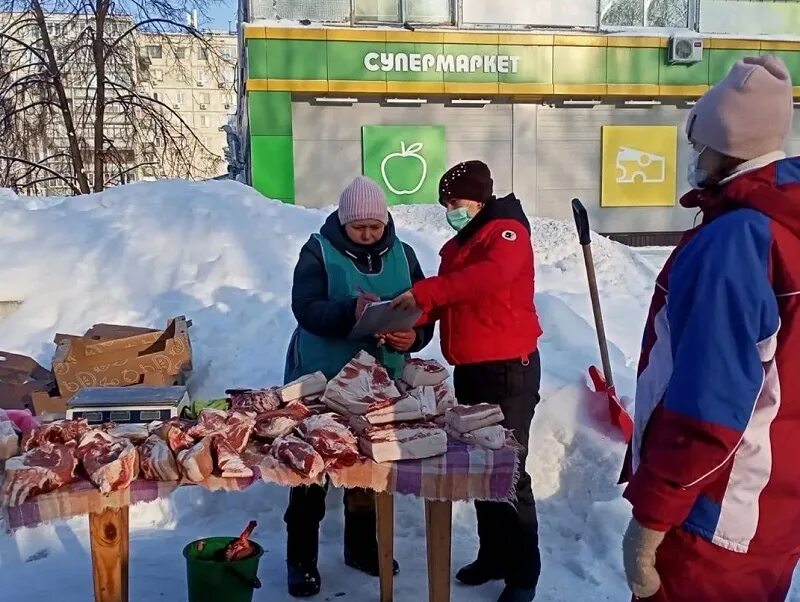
[625,209,780,529]
[403,243,435,353]
[291,238,357,339]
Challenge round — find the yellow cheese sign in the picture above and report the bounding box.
[601,126,678,208]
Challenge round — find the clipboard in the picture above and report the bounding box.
[349,301,423,340]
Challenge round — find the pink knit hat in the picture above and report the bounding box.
[687,56,794,161]
[338,176,389,225]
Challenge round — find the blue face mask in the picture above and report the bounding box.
[446,207,473,232]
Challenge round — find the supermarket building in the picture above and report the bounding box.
[235,1,800,243]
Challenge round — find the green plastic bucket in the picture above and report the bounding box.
[183,537,264,602]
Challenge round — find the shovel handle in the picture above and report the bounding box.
[571,198,615,390]
[572,199,592,246]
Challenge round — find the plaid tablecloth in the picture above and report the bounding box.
[3,440,518,532]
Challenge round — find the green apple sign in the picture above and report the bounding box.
[362,125,446,205]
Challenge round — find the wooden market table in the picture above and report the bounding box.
[82,494,452,602]
[4,439,518,602]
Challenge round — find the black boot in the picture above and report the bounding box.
[287,561,321,598]
[497,584,536,602]
[287,523,322,597]
[343,510,400,577]
[456,558,506,586]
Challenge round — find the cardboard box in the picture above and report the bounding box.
[53,316,192,401]
[31,390,67,417]
[0,351,54,412]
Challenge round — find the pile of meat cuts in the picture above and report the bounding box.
[321,352,454,463]
[1,357,511,506]
[444,404,507,450]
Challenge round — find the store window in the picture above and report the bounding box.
[251,0,351,22]
[355,0,453,23]
[601,0,689,28]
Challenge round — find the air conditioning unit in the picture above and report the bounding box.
[200,104,208,110]
[668,35,704,65]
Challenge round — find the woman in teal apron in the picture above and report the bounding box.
[283,176,434,598]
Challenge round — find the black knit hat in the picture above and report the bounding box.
[438,160,494,205]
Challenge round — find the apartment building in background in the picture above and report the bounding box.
[0,12,237,195]
[138,30,237,181]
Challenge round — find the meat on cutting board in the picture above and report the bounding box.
[322,352,401,416]
[223,411,256,454]
[177,437,214,483]
[22,419,90,452]
[280,372,327,403]
[2,443,79,506]
[364,393,428,425]
[213,437,254,478]
[271,434,325,479]
[105,424,150,445]
[228,388,282,413]
[402,359,449,388]
[358,423,447,463]
[151,419,195,453]
[77,430,139,494]
[446,424,506,450]
[253,402,312,440]
[299,414,359,468]
[445,404,505,433]
[187,409,229,439]
[139,435,181,481]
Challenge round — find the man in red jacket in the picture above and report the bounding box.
[393,161,543,602]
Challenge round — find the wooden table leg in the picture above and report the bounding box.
[375,492,395,602]
[89,506,129,602]
[425,500,452,602]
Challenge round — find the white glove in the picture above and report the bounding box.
[623,517,667,599]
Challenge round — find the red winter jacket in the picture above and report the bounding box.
[413,194,542,365]
[625,156,800,555]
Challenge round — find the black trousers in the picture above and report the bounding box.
[284,484,376,564]
[454,351,542,590]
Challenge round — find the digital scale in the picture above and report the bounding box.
[66,386,191,425]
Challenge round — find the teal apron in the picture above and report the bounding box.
[285,234,412,383]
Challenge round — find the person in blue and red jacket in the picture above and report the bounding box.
[622,56,800,602]
[392,161,543,602]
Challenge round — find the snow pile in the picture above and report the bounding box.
[0,180,659,601]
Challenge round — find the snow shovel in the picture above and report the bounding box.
[571,198,634,442]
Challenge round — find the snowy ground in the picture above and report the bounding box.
[0,180,790,601]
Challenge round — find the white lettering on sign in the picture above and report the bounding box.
[365,52,380,72]
[362,52,521,74]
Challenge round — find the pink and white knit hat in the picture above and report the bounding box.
[338,176,389,225]
[687,56,794,161]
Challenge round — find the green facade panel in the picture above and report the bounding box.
[266,39,328,80]
[607,47,660,85]
[246,39,268,79]
[328,40,387,81]
[499,45,553,84]
[709,49,753,84]
[763,50,800,87]
[249,91,292,137]
[553,46,607,85]
[251,136,295,203]
[384,42,445,82]
[658,48,710,85]
[441,44,500,83]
